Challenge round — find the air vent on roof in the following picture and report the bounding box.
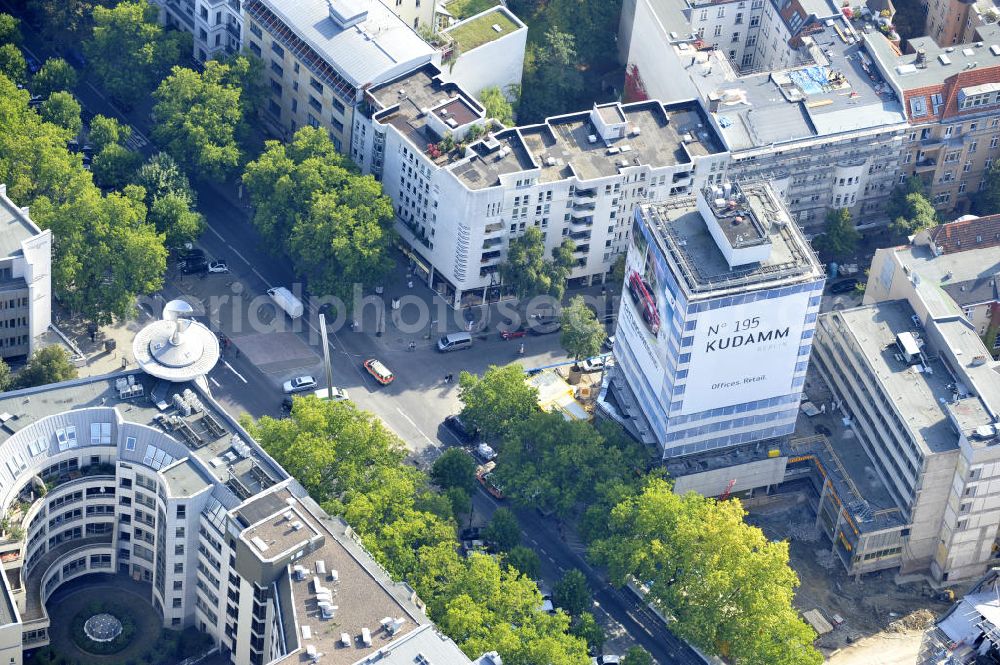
[361,628,372,647]
[946,46,955,52]
[251,536,269,552]
[587,134,598,144]
[620,144,633,152]
[315,560,327,575]
[607,147,620,155]
[340,633,351,647]
[291,520,304,530]
[446,118,458,128]
[939,54,952,65]
[963,48,975,56]
[915,49,928,68]
[491,23,503,32]
[991,45,1000,56]
[631,127,642,136]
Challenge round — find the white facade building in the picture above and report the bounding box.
[0,372,485,665]
[437,6,527,98]
[609,181,825,457]
[0,184,51,362]
[354,65,729,307]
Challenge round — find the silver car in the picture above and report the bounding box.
[282,375,317,394]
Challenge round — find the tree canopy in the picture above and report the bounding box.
[84,0,188,106]
[975,163,1000,215]
[0,43,26,86]
[0,358,11,392]
[431,448,478,495]
[622,647,654,665]
[496,412,644,518]
[499,227,575,300]
[92,143,143,190]
[15,346,78,388]
[889,191,937,238]
[479,86,515,125]
[590,478,822,665]
[0,73,167,323]
[243,126,396,299]
[458,363,538,440]
[561,295,605,361]
[0,13,20,46]
[485,507,522,552]
[813,208,859,261]
[518,27,584,122]
[152,58,252,181]
[32,58,78,98]
[553,569,591,617]
[88,114,132,152]
[39,91,82,136]
[246,396,589,664]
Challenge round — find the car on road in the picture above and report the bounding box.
[829,278,859,294]
[444,414,479,443]
[499,325,527,340]
[363,358,395,385]
[814,423,832,437]
[476,461,504,499]
[475,442,497,462]
[602,335,615,352]
[283,375,317,394]
[459,527,483,541]
[579,356,608,373]
[180,258,208,274]
[590,656,621,665]
[312,387,348,402]
[527,315,561,335]
[207,261,229,274]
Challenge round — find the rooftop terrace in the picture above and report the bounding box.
[638,182,824,296]
[442,6,523,53]
[684,20,906,151]
[368,65,725,190]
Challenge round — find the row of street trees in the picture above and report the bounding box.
[453,364,823,665]
[244,397,590,664]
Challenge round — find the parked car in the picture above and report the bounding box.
[830,278,859,294]
[499,325,527,340]
[476,461,504,499]
[364,358,395,385]
[180,258,208,274]
[281,397,294,412]
[579,356,608,373]
[312,387,348,402]
[23,51,41,75]
[602,335,615,352]
[814,423,832,437]
[591,656,622,665]
[283,375,317,394]
[459,527,483,541]
[475,442,497,462]
[207,260,229,274]
[527,315,561,335]
[444,414,479,443]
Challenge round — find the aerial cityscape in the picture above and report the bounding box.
[1,0,1000,662]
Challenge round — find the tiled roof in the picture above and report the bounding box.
[929,214,1000,253]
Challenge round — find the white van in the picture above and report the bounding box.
[437,332,473,353]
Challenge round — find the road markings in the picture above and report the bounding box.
[209,376,221,388]
[396,408,433,446]
[223,360,247,383]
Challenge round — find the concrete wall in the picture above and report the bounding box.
[671,456,787,496]
[905,449,959,575]
[443,11,527,100]
[19,230,51,353]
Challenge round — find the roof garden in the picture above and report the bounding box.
[443,7,521,53]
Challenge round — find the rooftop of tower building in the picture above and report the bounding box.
[636,181,824,297]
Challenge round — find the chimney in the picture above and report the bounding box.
[915,49,928,68]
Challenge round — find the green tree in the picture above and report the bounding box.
[519,28,584,122]
[610,254,626,288]
[88,114,131,152]
[39,91,82,136]
[133,152,195,204]
[975,162,1000,215]
[32,58,78,98]
[890,191,937,238]
[499,227,575,300]
[84,0,187,106]
[28,0,96,50]
[590,478,822,665]
[0,43,25,86]
[485,507,521,552]
[886,175,925,221]
[148,191,204,247]
[458,363,538,440]
[479,85,514,125]
[243,126,396,298]
[0,13,20,45]
[497,412,643,517]
[621,646,654,665]
[91,143,143,190]
[813,208,859,261]
[0,357,11,392]
[152,59,249,181]
[446,486,472,519]
[506,545,541,579]
[570,612,604,653]
[431,448,477,494]
[561,295,605,362]
[554,569,591,617]
[15,346,78,388]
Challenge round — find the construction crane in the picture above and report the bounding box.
[719,478,737,501]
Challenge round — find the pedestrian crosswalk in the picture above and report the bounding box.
[124,131,148,151]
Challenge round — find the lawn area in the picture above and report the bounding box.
[445,0,500,20]
[446,8,520,52]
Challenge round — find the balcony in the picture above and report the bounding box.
[572,201,596,212]
[484,221,505,235]
[480,250,502,264]
[914,158,938,172]
[569,231,591,241]
[572,189,597,204]
[482,237,503,249]
[225,21,240,38]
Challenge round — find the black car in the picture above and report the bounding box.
[459,527,483,541]
[830,278,859,294]
[23,51,41,75]
[444,414,479,443]
[814,424,832,437]
[281,397,294,412]
[180,258,208,274]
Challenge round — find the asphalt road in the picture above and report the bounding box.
[11,21,707,663]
